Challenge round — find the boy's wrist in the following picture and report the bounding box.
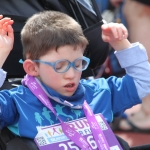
[115,42,148,68]
[109,39,131,51]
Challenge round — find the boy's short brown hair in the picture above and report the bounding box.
[21,10,88,60]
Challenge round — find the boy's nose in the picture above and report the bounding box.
[64,67,76,79]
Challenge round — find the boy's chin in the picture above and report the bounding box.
[62,91,75,97]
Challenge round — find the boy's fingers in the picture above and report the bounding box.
[5,20,14,25]
[101,24,108,30]
[0,28,3,35]
[109,23,119,39]
[2,23,14,40]
[117,24,124,40]
[0,24,7,35]
[102,22,128,42]
[102,23,119,41]
[101,23,115,36]
[0,20,14,36]
[7,25,14,40]
[121,24,128,39]
[102,34,110,42]
[0,18,11,28]
[117,24,128,40]
[1,29,7,35]
[109,23,128,40]
[3,20,14,30]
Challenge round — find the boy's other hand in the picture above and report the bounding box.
[101,22,131,51]
[0,15,14,68]
[101,22,128,43]
[0,15,14,54]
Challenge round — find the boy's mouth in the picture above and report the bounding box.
[64,83,75,88]
[64,83,76,92]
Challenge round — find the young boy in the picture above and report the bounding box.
[0,11,150,148]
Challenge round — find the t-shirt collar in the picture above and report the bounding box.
[36,78,85,109]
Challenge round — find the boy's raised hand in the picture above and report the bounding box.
[101,22,131,51]
[0,15,14,68]
[101,22,128,43]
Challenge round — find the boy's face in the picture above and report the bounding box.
[36,45,84,97]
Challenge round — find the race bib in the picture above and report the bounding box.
[35,114,122,150]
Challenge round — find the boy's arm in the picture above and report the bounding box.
[0,15,14,87]
[101,22,150,99]
[115,43,150,99]
[0,16,17,127]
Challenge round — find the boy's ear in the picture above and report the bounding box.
[23,59,39,76]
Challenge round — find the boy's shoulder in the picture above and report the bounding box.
[80,75,135,93]
[3,84,31,96]
[80,78,110,92]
